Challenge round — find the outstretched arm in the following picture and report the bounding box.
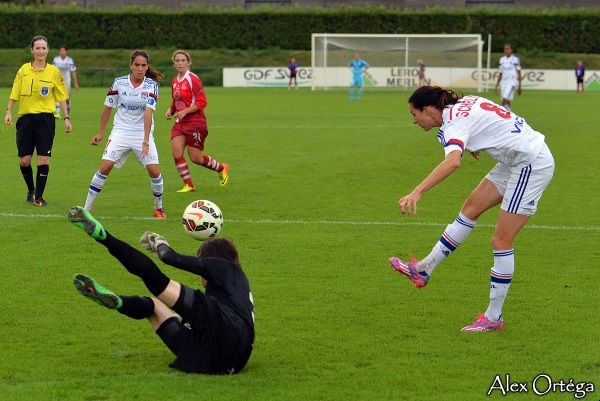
[398,150,462,216]
[157,245,209,277]
[140,232,229,281]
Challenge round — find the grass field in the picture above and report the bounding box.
[0,86,598,401]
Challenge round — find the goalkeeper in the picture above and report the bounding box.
[67,206,255,375]
[348,52,369,101]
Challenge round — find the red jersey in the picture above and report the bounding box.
[170,70,207,125]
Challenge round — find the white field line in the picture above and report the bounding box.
[1,213,598,231]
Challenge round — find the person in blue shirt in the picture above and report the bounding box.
[348,53,369,101]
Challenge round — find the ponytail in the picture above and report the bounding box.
[408,86,463,111]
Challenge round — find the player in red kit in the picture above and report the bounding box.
[166,50,229,192]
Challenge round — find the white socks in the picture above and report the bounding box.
[151,174,164,209]
[418,212,477,275]
[485,249,515,321]
[85,172,165,211]
[85,171,107,211]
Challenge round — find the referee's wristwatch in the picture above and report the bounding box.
[63,116,70,120]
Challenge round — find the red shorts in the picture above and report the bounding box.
[171,119,208,151]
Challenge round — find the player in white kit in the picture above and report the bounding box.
[83,50,167,219]
[389,86,554,332]
[494,43,521,112]
[52,45,79,118]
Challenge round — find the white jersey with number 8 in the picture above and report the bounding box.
[438,95,545,167]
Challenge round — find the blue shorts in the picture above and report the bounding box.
[350,74,364,87]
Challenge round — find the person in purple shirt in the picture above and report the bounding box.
[288,57,298,89]
[576,60,585,93]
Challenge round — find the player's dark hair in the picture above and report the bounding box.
[130,49,165,84]
[408,86,463,111]
[30,35,48,48]
[59,44,69,51]
[197,237,241,267]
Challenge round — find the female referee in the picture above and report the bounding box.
[4,35,72,207]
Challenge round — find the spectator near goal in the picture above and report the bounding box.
[417,59,426,87]
[575,60,585,93]
[288,57,298,89]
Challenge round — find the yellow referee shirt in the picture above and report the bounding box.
[9,62,69,116]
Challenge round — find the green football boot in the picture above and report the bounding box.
[68,206,106,240]
[73,274,122,310]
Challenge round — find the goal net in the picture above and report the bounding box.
[311,34,484,92]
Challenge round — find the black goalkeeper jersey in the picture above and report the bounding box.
[158,248,255,374]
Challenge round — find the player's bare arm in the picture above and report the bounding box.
[92,106,112,145]
[59,100,72,133]
[494,73,503,95]
[398,150,462,216]
[4,99,15,124]
[72,71,79,90]
[174,104,199,121]
[141,107,153,157]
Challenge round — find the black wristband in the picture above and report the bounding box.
[64,116,70,120]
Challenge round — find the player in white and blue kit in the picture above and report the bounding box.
[390,86,554,332]
[494,43,522,112]
[52,45,79,118]
[83,50,168,219]
[348,53,369,101]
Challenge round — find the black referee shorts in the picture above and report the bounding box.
[16,113,56,158]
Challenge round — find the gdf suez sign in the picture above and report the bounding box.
[243,68,312,81]
[471,70,546,83]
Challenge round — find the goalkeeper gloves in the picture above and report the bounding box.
[140,231,170,256]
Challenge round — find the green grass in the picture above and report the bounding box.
[0,87,598,400]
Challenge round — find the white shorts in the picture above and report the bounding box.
[486,143,554,216]
[500,83,516,101]
[102,132,159,168]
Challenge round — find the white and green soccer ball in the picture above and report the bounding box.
[182,200,223,241]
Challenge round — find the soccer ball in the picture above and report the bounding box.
[182,200,223,241]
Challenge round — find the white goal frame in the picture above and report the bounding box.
[311,33,485,92]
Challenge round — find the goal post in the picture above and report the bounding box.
[311,33,485,92]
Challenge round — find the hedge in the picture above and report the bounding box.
[0,5,598,53]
